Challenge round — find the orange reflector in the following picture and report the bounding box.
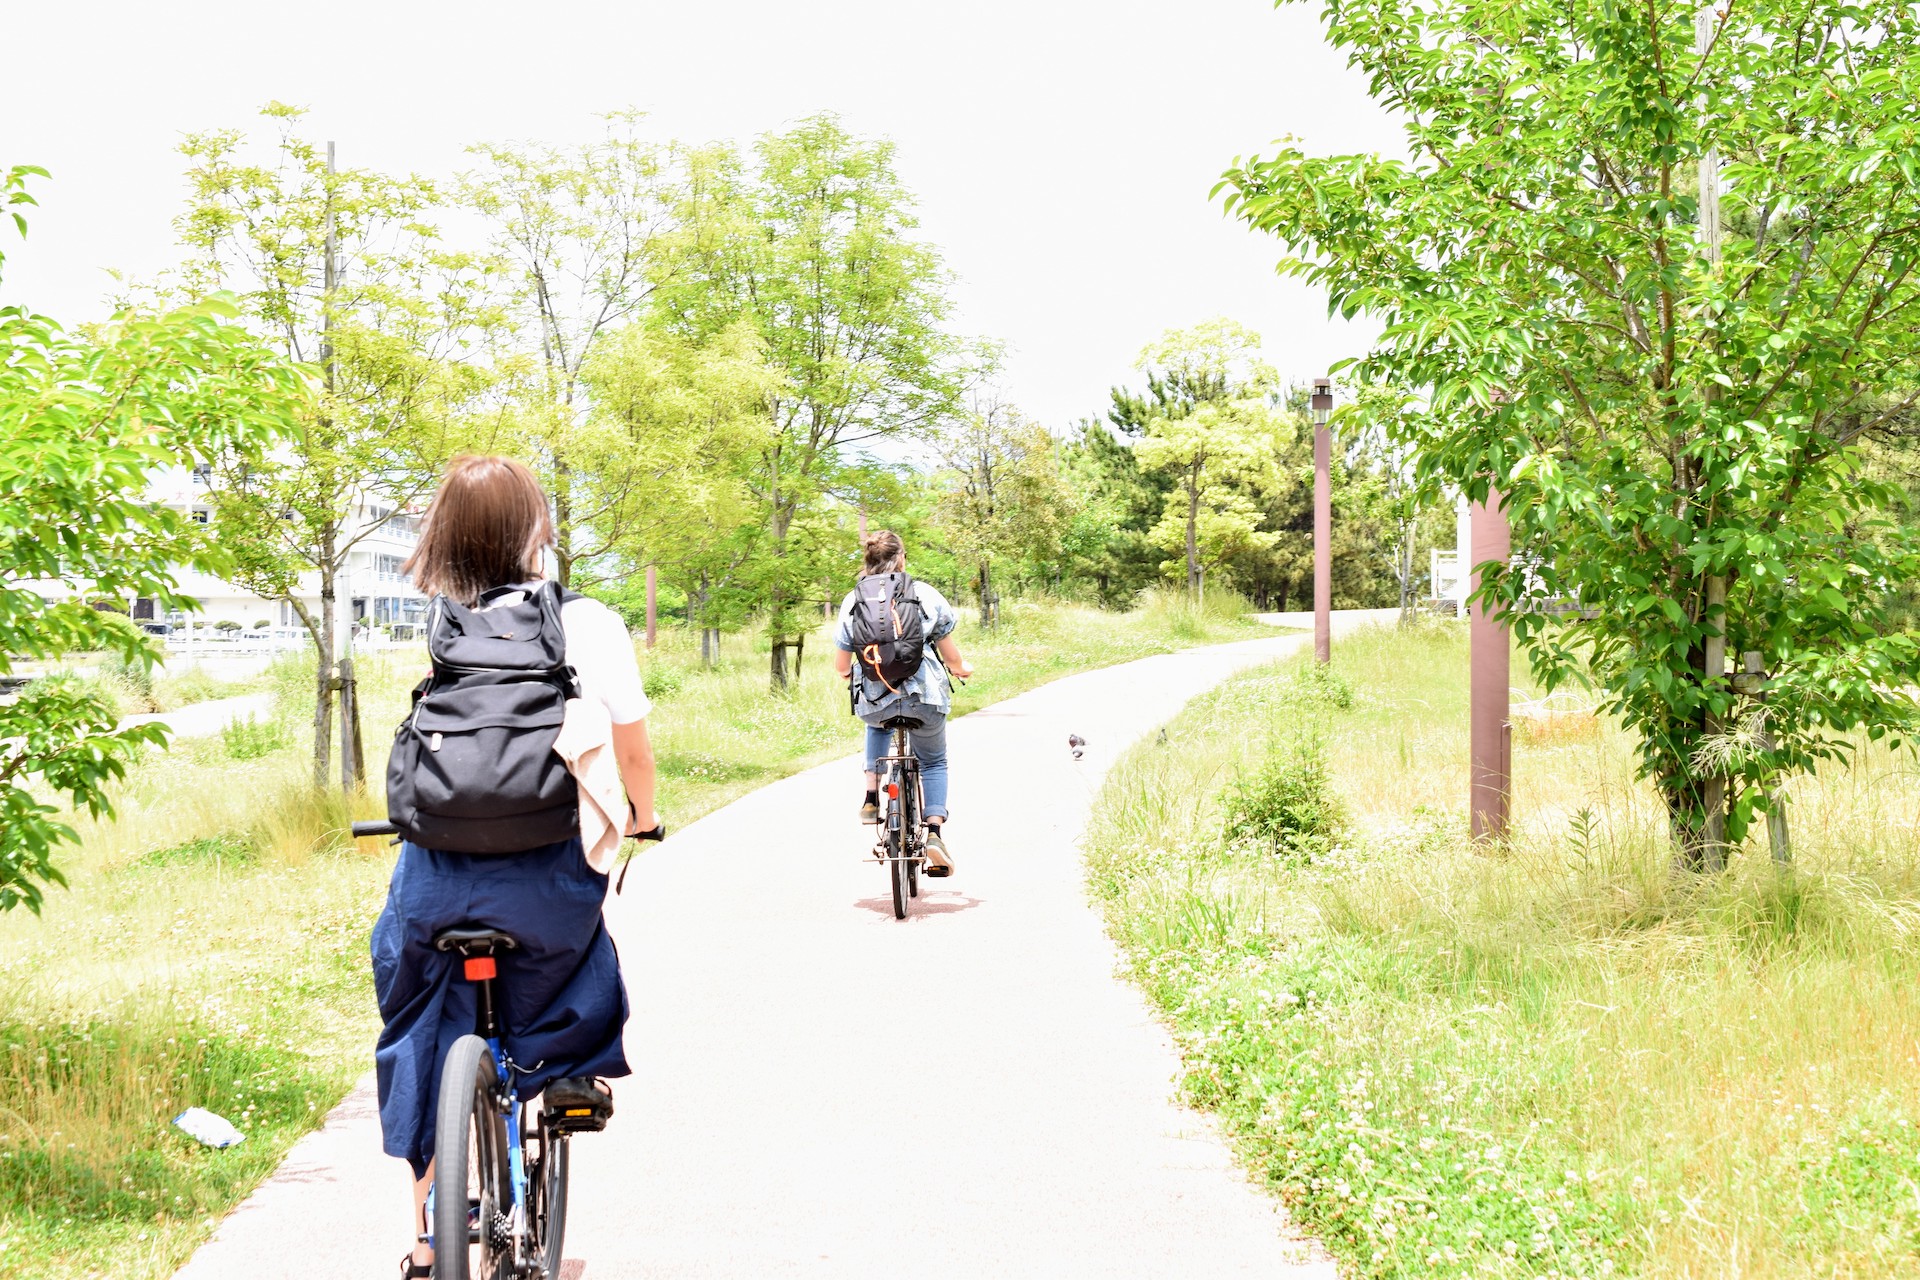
[563,1108,592,1117]
[463,956,496,981]
[885,783,899,798]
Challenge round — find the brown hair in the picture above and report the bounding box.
[403,455,555,606]
[860,530,906,577]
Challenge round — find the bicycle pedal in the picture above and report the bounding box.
[543,1077,613,1134]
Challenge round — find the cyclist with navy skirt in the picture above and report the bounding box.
[375,455,659,1279]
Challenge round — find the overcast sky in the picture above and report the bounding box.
[3,0,1402,429]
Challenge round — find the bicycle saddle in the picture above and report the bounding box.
[432,926,521,953]
[878,716,926,730]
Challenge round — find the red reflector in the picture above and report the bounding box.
[463,956,497,981]
[885,783,899,798]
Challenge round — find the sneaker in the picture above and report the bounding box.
[859,796,880,824]
[543,1076,613,1134]
[922,826,954,878]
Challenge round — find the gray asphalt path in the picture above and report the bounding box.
[174,620,1392,1279]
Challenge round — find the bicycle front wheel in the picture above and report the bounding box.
[887,786,911,920]
[433,1034,511,1280]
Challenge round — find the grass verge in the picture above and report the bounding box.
[0,592,1264,1280]
[1086,620,1920,1278]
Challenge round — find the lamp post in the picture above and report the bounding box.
[1310,377,1334,665]
[1469,487,1512,843]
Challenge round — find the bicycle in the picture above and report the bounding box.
[867,716,927,920]
[353,817,665,1280]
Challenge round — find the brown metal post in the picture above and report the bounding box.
[858,508,868,540]
[1314,424,1331,663]
[1469,491,1511,843]
[644,565,658,650]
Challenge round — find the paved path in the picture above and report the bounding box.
[174,619,1393,1279]
[122,692,274,740]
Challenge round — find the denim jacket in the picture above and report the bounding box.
[835,578,958,720]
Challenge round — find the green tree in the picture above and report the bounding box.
[576,317,779,664]
[934,396,1072,624]
[1223,0,1920,863]
[1,165,306,911]
[1132,320,1286,599]
[175,106,496,789]
[662,116,972,689]
[463,113,686,587]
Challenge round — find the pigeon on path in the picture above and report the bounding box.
[1068,733,1086,760]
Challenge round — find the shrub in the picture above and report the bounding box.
[253,618,272,630]
[213,619,242,633]
[222,714,287,761]
[1221,735,1341,859]
[641,662,683,702]
[1284,662,1354,710]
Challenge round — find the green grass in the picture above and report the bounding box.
[0,593,1265,1280]
[1086,619,1920,1278]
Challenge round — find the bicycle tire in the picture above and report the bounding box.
[433,1034,510,1280]
[888,769,910,919]
[530,1123,570,1280]
[907,766,922,899]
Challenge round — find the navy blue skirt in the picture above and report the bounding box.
[371,837,630,1176]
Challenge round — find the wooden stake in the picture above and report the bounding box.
[645,565,658,650]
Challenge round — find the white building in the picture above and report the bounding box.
[34,465,430,645]
[1428,496,1475,617]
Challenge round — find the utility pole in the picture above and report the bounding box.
[1469,489,1512,842]
[1310,378,1333,664]
[1696,5,1728,870]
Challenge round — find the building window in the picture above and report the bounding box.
[375,553,407,582]
[190,507,211,524]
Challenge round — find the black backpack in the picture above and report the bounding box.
[845,572,927,705]
[384,580,582,854]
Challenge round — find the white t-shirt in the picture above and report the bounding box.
[560,597,652,725]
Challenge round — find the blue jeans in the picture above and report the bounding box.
[864,713,949,820]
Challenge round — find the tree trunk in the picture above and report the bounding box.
[1185,469,1202,602]
[977,561,994,628]
[767,491,796,693]
[552,458,574,588]
[313,562,337,790]
[1699,574,1729,871]
[1664,772,1729,872]
[1398,518,1417,628]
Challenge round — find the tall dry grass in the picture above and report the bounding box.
[1088,620,1920,1277]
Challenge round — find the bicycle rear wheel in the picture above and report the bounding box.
[888,826,910,918]
[907,767,922,899]
[530,1121,570,1280]
[887,768,910,919]
[433,1034,511,1280]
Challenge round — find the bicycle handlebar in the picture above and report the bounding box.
[351,817,667,842]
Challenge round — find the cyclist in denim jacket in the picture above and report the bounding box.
[832,530,974,876]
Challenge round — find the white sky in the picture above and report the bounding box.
[2,0,1401,430]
